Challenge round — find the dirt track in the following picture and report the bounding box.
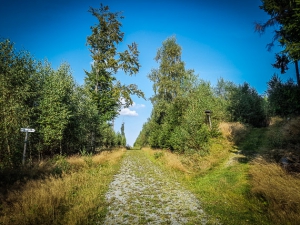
[102,150,216,225]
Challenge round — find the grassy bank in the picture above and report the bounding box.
[144,143,270,225]
[0,149,125,225]
[144,118,300,224]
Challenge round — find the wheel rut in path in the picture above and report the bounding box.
[102,150,214,225]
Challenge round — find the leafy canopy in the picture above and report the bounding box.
[86,4,144,122]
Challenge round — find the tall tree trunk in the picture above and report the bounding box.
[295,60,300,86]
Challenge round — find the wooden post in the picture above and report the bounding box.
[22,131,28,166]
[205,110,212,129]
[21,128,35,166]
[207,114,212,129]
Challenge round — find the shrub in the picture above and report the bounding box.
[154,151,164,159]
[267,75,300,116]
[228,83,268,127]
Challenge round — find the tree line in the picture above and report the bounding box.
[2,1,300,167]
[134,35,300,151]
[0,4,142,168]
[134,0,300,151]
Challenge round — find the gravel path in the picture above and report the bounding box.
[102,150,214,225]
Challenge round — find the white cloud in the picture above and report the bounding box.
[131,102,145,109]
[119,108,138,116]
[118,98,145,116]
[120,97,126,105]
[119,98,145,108]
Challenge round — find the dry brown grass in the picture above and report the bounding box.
[219,121,249,144]
[281,117,300,142]
[144,138,232,175]
[143,145,269,224]
[144,148,189,173]
[92,148,125,164]
[0,149,125,225]
[267,116,300,144]
[161,150,190,173]
[143,122,245,176]
[265,116,300,171]
[66,149,125,170]
[250,157,300,224]
[178,140,231,173]
[269,116,284,126]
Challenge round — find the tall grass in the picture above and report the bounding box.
[0,149,125,225]
[220,119,300,224]
[250,158,300,225]
[218,121,249,144]
[144,144,270,224]
[143,121,272,224]
[132,119,300,224]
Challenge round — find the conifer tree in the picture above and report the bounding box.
[256,0,300,85]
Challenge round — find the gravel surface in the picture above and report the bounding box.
[102,150,214,225]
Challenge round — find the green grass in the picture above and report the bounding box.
[186,128,270,224]
[143,130,271,224]
[188,163,269,225]
[239,127,268,157]
[145,118,300,224]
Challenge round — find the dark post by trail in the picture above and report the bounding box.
[205,110,212,129]
[20,128,35,166]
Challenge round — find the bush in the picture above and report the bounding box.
[154,151,164,159]
[267,75,300,117]
[169,126,188,153]
[228,83,268,127]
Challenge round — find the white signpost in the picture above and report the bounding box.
[21,128,35,166]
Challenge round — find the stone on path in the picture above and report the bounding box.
[102,150,211,225]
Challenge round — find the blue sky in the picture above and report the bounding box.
[0,0,296,146]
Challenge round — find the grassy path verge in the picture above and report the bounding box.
[144,147,271,225]
[103,150,219,224]
[0,150,125,225]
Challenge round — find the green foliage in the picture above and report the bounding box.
[52,155,71,175]
[267,74,300,116]
[135,37,269,154]
[256,0,300,85]
[0,4,145,168]
[38,63,75,154]
[120,122,126,146]
[0,38,125,169]
[169,126,188,153]
[134,121,151,148]
[148,36,193,103]
[181,81,226,152]
[136,37,227,153]
[153,151,164,159]
[86,4,144,122]
[0,39,37,167]
[79,148,92,157]
[115,132,122,147]
[227,82,268,127]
